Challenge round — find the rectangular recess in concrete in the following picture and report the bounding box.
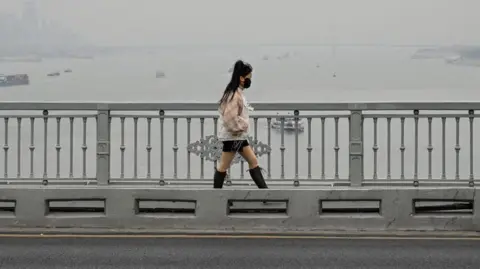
[320,200,381,215]
[228,200,288,216]
[0,200,15,217]
[47,199,105,216]
[136,200,196,216]
[413,200,473,215]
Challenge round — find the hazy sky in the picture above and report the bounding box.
[1,0,479,46]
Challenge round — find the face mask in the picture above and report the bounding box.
[243,78,252,89]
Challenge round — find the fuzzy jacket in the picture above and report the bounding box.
[217,89,250,141]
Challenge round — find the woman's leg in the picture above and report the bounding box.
[217,151,236,172]
[238,145,259,169]
[214,150,236,189]
[239,145,268,188]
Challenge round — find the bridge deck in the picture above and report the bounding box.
[1,235,479,268]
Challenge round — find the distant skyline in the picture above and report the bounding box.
[0,1,82,49]
[1,0,479,46]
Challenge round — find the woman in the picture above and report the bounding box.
[214,60,268,189]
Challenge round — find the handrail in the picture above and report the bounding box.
[0,101,480,111]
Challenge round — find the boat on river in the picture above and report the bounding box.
[0,74,30,87]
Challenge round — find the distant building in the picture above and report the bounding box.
[22,0,39,31]
[0,0,85,56]
[21,0,40,45]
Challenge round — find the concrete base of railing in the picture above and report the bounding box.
[0,187,479,232]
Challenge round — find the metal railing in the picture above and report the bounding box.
[0,101,479,187]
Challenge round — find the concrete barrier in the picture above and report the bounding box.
[0,186,478,232]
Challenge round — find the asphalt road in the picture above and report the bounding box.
[0,235,479,268]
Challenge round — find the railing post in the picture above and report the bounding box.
[96,105,110,185]
[349,110,364,186]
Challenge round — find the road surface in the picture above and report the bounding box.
[0,235,479,268]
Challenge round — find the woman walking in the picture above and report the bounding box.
[214,60,268,189]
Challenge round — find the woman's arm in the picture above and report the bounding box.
[222,92,249,133]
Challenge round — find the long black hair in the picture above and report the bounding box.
[219,60,253,105]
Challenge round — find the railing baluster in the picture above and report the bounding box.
[400,117,405,180]
[334,117,339,180]
[249,117,258,178]
[173,117,178,179]
[469,110,474,182]
[159,110,164,180]
[199,118,204,179]
[120,117,125,179]
[455,117,460,180]
[240,158,244,179]
[133,117,138,179]
[3,117,9,178]
[108,116,111,180]
[17,118,21,179]
[321,117,326,180]
[186,118,192,179]
[386,117,391,180]
[254,117,258,140]
[146,117,152,179]
[227,167,231,183]
[241,116,253,179]
[427,117,433,180]
[372,117,378,180]
[280,117,285,179]
[43,110,48,178]
[55,117,61,179]
[441,117,446,179]
[266,118,272,179]
[69,117,74,178]
[82,117,87,179]
[213,118,218,172]
[294,111,299,183]
[306,117,312,180]
[413,110,419,182]
[29,117,35,178]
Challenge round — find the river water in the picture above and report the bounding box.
[0,46,479,182]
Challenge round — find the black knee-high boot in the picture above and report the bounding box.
[214,169,227,189]
[249,166,268,189]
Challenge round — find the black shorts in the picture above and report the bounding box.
[222,140,249,152]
